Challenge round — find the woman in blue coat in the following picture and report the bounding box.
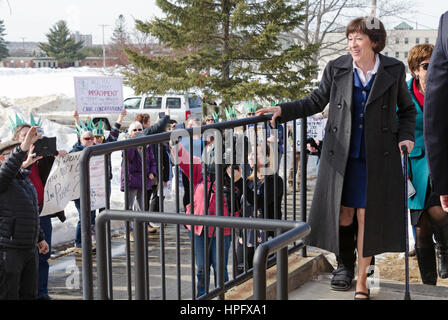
[407,44,448,285]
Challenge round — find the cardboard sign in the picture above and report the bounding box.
[74,76,123,114]
[40,152,106,216]
[295,117,327,148]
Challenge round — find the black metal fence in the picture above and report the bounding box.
[78,114,314,300]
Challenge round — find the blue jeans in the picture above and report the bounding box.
[74,199,96,248]
[189,231,231,297]
[37,215,52,298]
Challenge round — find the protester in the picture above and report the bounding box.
[0,127,50,300]
[69,121,97,254]
[120,121,157,239]
[407,44,448,284]
[257,16,416,299]
[424,11,448,213]
[11,116,67,300]
[170,138,232,297]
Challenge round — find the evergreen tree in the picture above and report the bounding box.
[0,20,9,59]
[123,0,319,107]
[109,14,130,66]
[39,20,85,66]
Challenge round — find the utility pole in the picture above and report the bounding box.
[98,24,109,68]
[20,37,26,51]
[371,0,377,17]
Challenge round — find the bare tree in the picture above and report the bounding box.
[285,0,415,68]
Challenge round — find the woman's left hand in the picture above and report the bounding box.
[149,173,155,180]
[398,140,414,155]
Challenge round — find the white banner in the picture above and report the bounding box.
[40,152,106,216]
[74,76,123,114]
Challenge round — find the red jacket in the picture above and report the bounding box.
[173,143,234,237]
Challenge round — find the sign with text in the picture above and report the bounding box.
[40,152,106,216]
[294,117,327,148]
[74,76,123,114]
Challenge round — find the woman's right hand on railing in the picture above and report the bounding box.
[256,106,281,128]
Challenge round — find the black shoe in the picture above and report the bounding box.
[433,224,448,278]
[331,224,357,291]
[415,247,437,285]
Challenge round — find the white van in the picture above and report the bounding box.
[91,93,203,130]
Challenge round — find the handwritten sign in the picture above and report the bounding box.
[74,76,123,114]
[295,117,327,148]
[40,152,106,216]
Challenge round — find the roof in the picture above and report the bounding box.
[394,22,414,30]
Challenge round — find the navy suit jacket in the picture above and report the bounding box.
[424,11,448,195]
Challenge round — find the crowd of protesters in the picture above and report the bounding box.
[2,12,448,301]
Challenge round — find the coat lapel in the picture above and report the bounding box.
[366,55,396,107]
[333,55,354,108]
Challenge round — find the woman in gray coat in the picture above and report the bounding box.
[257,17,416,299]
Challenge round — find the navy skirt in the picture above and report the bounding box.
[341,157,367,209]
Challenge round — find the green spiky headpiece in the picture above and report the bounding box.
[75,118,96,136]
[8,112,42,133]
[92,120,104,136]
[245,101,257,114]
[224,105,237,120]
[211,111,220,123]
[271,100,283,107]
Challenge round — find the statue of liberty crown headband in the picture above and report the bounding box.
[224,105,237,120]
[75,118,104,136]
[8,113,42,133]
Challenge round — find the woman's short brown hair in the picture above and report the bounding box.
[135,113,150,125]
[346,17,387,53]
[408,44,434,77]
[12,124,31,141]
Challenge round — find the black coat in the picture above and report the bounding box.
[424,11,448,195]
[0,146,44,249]
[279,54,416,257]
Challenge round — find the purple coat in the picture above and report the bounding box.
[120,146,157,191]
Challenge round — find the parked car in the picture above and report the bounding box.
[88,93,203,130]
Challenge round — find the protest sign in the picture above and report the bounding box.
[41,152,106,216]
[295,117,327,148]
[74,76,123,114]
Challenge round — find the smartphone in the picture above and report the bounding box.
[37,128,44,136]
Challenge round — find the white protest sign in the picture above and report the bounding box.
[41,152,106,216]
[295,117,327,148]
[41,152,82,216]
[74,76,123,114]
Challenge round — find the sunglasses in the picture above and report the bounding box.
[94,136,104,140]
[420,63,429,70]
[133,128,143,132]
[83,136,94,141]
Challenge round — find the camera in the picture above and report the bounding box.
[33,136,57,157]
[37,128,44,135]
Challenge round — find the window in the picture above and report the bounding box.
[395,52,400,58]
[404,52,408,58]
[384,52,389,56]
[416,37,420,44]
[395,38,399,44]
[425,37,429,44]
[166,97,181,109]
[124,97,142,109]
[188,96,202,108]
[144,97,162,109]
[404,38,409,44]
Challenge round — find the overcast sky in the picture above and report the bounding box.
[1,0,447,44]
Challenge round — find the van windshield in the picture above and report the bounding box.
[124,97,141,109]
[188,96,202,108]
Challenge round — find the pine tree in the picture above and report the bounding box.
[123,0,319,107]
[0,20,9,59]
[39,20,85,66]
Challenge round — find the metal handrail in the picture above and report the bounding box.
[95,210,310,300]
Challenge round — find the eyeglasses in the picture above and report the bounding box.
[94,136,104,140]
[420,63,429,70]
[83,137,94,141]
[133,128,143,132]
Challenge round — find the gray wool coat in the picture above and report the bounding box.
[279,54,416,257]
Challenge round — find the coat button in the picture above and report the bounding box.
[337,104,342,109]
[382,105,387,110]
[382,127,388,132]
[384,151,390,156]
[332,127,337,132]
[329,150,334,156]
